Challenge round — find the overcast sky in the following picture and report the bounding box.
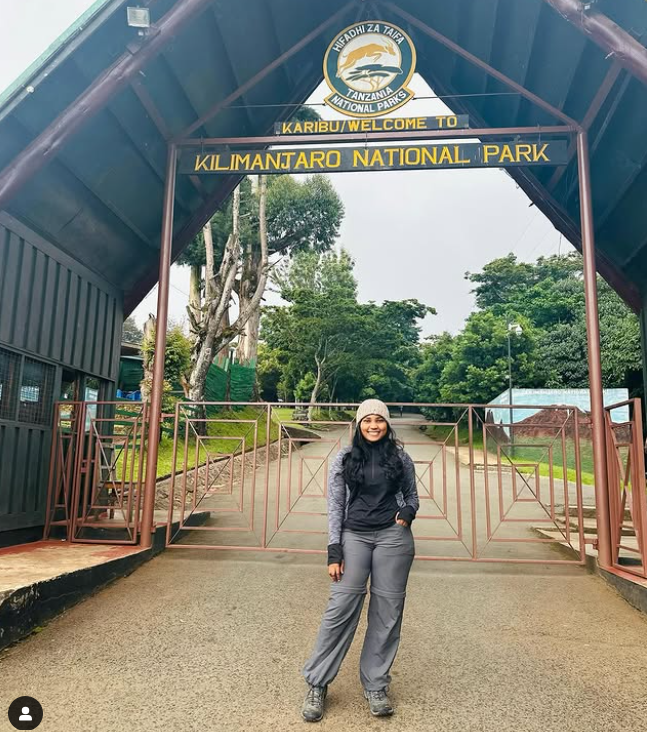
[1,1,568,337]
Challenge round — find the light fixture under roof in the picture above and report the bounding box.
[126,7,151,29]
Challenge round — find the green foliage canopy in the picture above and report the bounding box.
[260,250,433,403]
[177,175,344,269]
[413,252,642,409]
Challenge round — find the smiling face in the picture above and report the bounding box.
[360,414,389,443]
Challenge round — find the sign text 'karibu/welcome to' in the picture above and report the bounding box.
[274,115,469,135]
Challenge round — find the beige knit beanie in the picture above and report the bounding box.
[355,399,391,427]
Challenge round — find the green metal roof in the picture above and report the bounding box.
[0,0,120,113]
[1,0,647,313]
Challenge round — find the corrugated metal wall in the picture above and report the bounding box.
[0,212,123,533]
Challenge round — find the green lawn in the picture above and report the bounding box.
[422,424,596,486]
[114,405,355,480]
[271,407,298,424]
[154,405,279,477]
[115,405,279,479]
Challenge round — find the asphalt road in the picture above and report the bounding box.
[1,548,647,732]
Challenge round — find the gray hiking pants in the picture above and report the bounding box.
[302,523,415,691]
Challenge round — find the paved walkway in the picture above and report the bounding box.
[2,549,647,731]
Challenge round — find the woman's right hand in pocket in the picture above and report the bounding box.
[328,561,344,582]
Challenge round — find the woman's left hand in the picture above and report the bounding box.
[395,512,409,527]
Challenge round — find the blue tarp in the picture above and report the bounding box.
[487,388,629,436]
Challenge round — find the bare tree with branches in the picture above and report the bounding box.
[188,177,269,408]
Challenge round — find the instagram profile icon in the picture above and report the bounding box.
[8,697,43,730]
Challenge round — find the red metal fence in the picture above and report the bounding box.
[604,398,647,578]
[44,401,147,544]
[159,402,589,565]
[44,399,647,574]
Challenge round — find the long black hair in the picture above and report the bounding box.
[342,423,404,497]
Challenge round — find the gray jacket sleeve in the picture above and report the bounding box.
[327,447,351,547]
[395,451,420,518]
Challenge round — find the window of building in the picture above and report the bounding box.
[18,357,56,426]
[0,348,21,421]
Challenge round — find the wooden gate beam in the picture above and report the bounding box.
[176,1,356,139]
[543,0,647,88]
[0,0,215,210]
[382,1,579,128]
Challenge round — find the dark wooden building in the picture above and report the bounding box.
[0,213,121,544]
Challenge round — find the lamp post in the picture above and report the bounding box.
[507,322,523,452]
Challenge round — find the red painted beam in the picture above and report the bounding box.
[0,0,214,210]
[383,1,579,128]
[543,0,647,88]
[178,1,356,139]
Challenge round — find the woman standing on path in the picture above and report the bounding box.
[301,399,419,722]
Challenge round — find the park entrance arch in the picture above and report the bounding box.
[27,2,647,580]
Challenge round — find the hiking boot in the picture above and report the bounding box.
[302,684,327,722]
[364,689,394,717]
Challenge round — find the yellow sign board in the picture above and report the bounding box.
[179,141,569,175]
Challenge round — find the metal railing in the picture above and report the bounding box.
[44,401,147,544]
[604,398,647,578]
[160,402,588,565]
[45,398,647,575]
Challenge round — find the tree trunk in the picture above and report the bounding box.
[237,306,261,365]
[188,263,202,323]
[188,190,241,432]
[140,314,156,401]
[308,350,325,421]
[236,177,266,367]
[187,177,269,416]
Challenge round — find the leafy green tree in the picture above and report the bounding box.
[122,316,143,344]
[466,253,583,321]
[413,332,456,418]
[598,282,642,391]
[465,251,642,395]
[141,323,192,401]
[538,322,589,388]
[266,175,344,257]
[289,105,322,124]
[438,312,540,404]
[295,373,317,402]
[178,175,344,408]
[354,299,432,402]
[256,343,283,401]
[264,250,361,415]
[262,250,432,407]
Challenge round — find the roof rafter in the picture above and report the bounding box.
[208,5,258,135]
[130,77,207,199]
[500,1,543,125]
[382,0,579,128]
[543,0,647,88]
[176,1,356,139]
[562,69,632,202]
[260,3,293,90]
[70,60,195,214]
[157,53,215,139]
[547,60,623,192]
[10,116,155,250]
[0,0,216,210]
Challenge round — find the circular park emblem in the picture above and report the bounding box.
[323,20,416,118]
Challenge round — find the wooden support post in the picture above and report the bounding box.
[0,0,214,209]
